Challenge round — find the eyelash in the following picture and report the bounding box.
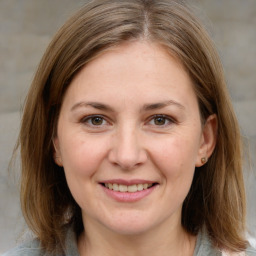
[147,114,176,127]
[80,115,110,127]
[80,114,176,128]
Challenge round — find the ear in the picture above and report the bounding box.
[53,137,63,167]
[196,114,218,167]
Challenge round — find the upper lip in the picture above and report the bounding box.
[99,179,158,186]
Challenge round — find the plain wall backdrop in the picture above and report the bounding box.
[0,0,255,253]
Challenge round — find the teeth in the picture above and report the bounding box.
[127,184,137,192]
[137,184,144,191]
[119,184,128,192]
[113,183,119,191]
[104,183,153,193]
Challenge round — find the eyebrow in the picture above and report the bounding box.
[142,100,185,111]
[71,100,185,112]
[71,101,115,112]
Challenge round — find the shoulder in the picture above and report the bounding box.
[222,248,256,256]
[2,225,79,256]
[194,227,222,255]
[2,239,43,256]
[222,246,256,256]
[246,236,256,255]
[194,228,256,256]
[245,245,256,256]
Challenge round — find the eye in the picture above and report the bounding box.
[81,115,108,127]
[148,115,175,127]
[90,116,104,125]
[153,116,167,125]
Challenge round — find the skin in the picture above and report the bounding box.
[54,41,217,256]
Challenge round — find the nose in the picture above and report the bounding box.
[108,125,148,170]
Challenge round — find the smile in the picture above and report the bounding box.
[104,183,153,193]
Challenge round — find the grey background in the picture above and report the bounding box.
[0,0,255,254]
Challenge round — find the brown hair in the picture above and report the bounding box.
[17,0,247,253]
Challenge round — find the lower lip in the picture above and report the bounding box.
[101,185,157,202]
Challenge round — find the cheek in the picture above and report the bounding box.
[59,135,110,209]
[60,134,109,177]
[146,137,198,216]
[149,135,199,179]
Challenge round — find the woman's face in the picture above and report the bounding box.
[54,41,215,235]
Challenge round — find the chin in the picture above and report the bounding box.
[107,223,153,236]
[99,212,164,236]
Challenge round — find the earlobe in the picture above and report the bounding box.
[196,114,218,167]
[54,156,63,166]
[200,157,208,165]
[53,138,63,167]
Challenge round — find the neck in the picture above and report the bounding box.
[78,216,196,256]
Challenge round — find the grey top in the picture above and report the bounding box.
[3,227,256,256]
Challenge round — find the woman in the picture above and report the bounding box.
[4,0,256,255]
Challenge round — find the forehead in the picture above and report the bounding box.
[82,41,186,80]
[62,41,197,111]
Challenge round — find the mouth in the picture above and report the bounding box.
[100,182,158,193]
[99,180,159,202]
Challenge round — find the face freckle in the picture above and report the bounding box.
[54,40,210,236]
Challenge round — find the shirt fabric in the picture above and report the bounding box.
[3,226,256,256]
